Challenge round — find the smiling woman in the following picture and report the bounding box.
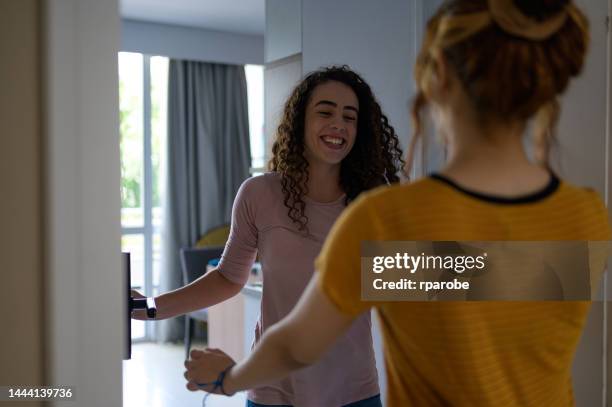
[269,65,405,233]
[137,65,405,407]
[304,82,358,163]
[206,65,405,407]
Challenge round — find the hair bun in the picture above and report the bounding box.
[513,0,570,21]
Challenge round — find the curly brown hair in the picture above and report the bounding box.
[268,65,405,232]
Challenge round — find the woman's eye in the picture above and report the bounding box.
[318,111,332,117]
[344,116,356,122]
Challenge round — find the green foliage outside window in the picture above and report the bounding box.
[119,79,142,209]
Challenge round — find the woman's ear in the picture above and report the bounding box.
[430,50,450,92]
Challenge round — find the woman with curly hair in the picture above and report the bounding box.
[135,65,405,407]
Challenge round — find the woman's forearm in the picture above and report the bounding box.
[183,278,355,394]
[222,323,312,394]
[154,269,243,320]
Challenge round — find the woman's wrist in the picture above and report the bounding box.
[154,293,172,320]
[221,364,239,395]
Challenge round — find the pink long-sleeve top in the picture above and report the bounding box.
[217,172,379,407]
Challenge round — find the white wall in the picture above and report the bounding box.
[265,0,301,63]
[45,0,123,406]
[121,19,264,65]
[555,0,608,192]
[563,1,610,405]
[301,0,415,151]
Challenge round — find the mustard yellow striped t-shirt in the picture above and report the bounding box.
[316,174,610,407]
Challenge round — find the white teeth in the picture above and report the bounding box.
[323,136,344,145]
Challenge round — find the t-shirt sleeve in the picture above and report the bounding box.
[584,188,612,240]
[315,193,379,317]
[216,178,259,285]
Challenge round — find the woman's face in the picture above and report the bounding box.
[303,80,359,167]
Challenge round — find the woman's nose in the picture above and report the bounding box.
[330,123,346,132]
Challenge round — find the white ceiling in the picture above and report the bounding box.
[120,0,265,36]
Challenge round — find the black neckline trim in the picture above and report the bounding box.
[429,172,560,205]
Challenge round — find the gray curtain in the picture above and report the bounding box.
[159,60,251,342]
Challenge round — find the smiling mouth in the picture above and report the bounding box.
[320,135,346,150]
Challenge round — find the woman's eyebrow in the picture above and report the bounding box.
[314,100,337,108]
[314,100,359,113]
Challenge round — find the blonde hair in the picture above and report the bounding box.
[406,0,589,174]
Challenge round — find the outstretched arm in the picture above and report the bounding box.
[133,179,261,321]
[132,269,244,320]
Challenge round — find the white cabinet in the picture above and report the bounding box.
[207,285,262,362]
[207,290,246,361]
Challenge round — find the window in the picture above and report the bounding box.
[119,56,264,341]
[119,52,168,341]
[245,65,265,173]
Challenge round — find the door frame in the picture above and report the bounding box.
[44,0,123,405]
